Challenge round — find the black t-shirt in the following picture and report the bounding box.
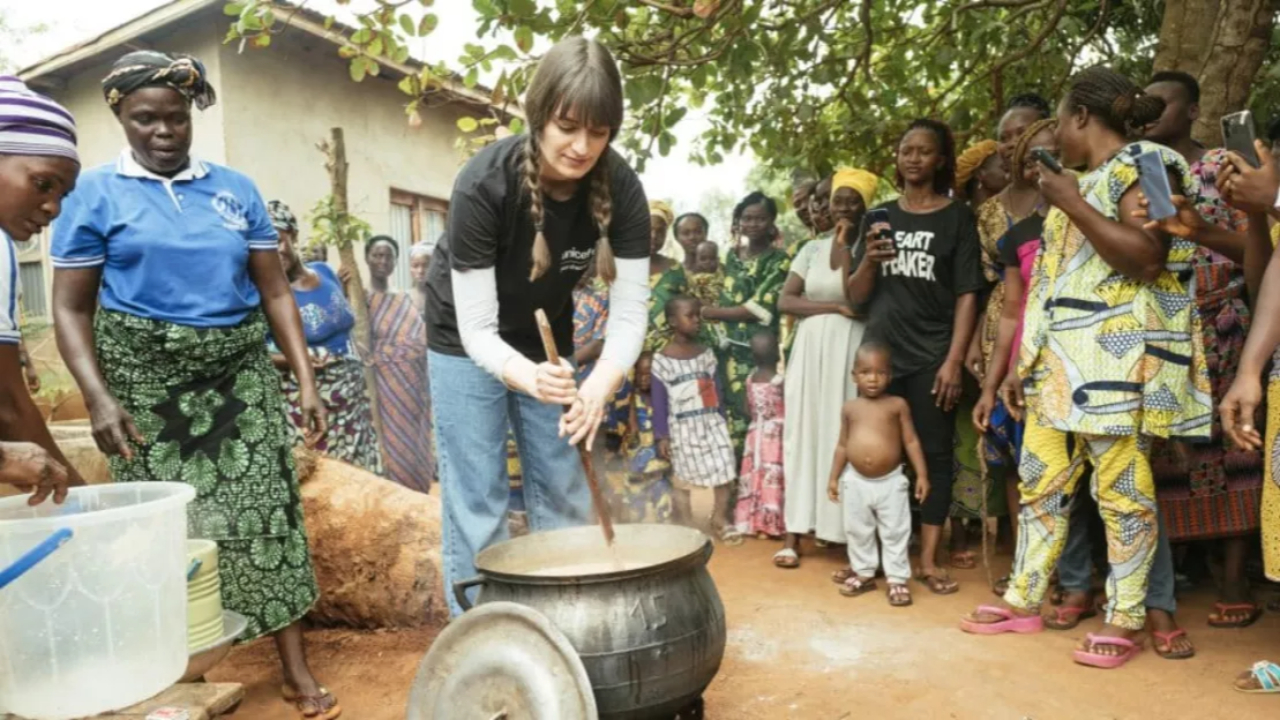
[853,200,985,375]
[425,135,650,362]
[997,214,1045,270]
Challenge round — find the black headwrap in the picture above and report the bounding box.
[102,50,217,111]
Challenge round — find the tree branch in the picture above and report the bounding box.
[637,0,694,18]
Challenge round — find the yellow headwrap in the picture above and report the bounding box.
[649,199,675,227]
[831,167,879,209]
[954,139,1000,190]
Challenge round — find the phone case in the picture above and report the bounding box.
[1135,150,1177,221]
[1222,111,1261,168]
[865,209,891,240]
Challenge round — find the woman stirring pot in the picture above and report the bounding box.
[424,37,650,617]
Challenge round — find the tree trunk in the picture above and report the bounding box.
[1154,0,1278,145]
[322,127,382,433]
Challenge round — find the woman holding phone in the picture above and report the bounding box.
[424,37,650,617]
[847,118,985,595]
[960,68,1211,670]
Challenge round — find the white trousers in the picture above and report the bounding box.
[841,464,912,585]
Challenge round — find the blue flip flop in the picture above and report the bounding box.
[1236,661,1280,694]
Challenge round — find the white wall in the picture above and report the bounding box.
[216,24,472,267]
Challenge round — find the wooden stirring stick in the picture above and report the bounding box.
[534,309,616,545]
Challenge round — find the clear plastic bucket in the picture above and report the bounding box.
[0,482,195,719]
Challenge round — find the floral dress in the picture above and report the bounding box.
[733,374,786,537]
[719,247,791,456]
[1154,148,1264,541]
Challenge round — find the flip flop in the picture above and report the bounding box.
[1208,601,1262,628]
[959,605,1044,635]
[839,575,877,598]
[888,583,913,607]
[772,548,800,569]
[831,566,855,585]
[1151,629,1195,660]
[719,526,746,547]
[916,570,959,595]
[1235,661,1280,694]
[281,685,342,720]
[950,551,978,570]
[1072,633,1143,669]
[1044,604,1097,631]
[991,575,1010,597]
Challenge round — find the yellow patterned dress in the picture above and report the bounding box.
[1007,142,1211,630]
[1266,224,1280,581]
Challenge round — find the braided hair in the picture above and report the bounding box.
[1063,66,1165,139]
[1011,118,1059,175]
[520,37,624,284]
[895,118,957,196]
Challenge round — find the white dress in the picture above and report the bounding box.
[783,236,865,542]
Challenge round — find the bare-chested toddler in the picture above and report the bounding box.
[825,340,928,607]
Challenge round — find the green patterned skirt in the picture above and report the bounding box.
[95,309,319,642]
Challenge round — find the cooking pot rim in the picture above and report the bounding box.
[474,535,713,585]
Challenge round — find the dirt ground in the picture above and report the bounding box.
[211,536,1280,719]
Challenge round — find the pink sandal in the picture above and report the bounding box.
[960,605,1044,635]
[1072,633,1143,669]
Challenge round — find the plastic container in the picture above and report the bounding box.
[0,482,196,720]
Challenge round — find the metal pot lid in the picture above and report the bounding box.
[406,601,598,720]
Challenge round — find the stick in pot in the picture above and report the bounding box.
[534,309,616,546]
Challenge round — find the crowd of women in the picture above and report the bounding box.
[3,31,1280,715]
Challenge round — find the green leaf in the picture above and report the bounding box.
[419,0,434,5]
[664,106,687,128]
[252,34,271,48]
[241,14,263,30]
[394,45,410,64]
[658,131,674,157]
[338,44,358,59]
[367,60,382,77]
[350,58,368,82]
[457,116,480,133]
[398,75,418,95]
[514,26,534,53]
[400,13,416,36]
[351,28,371,44]
[324,15,335,30]
[508,117,525,134]
[419,13,438,36]
[224,2,245,16]
[509,0,536,18]
[369,37,383,57]
[465,67,479,87]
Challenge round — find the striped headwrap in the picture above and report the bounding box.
[102,51,217,111]
[0,76,78,163]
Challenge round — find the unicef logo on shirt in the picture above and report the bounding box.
[212,191,250,232]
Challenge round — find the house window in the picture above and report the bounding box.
[389,190,448,293]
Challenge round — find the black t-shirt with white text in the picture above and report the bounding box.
[425,135,650,362]
[853,200,985,375]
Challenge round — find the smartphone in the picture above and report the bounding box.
[865,208,891,240]
[1222,110,1261,168]
[1030,147,1062,174]
[1135,150,1177,221]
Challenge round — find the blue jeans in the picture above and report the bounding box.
[1057,491,1176,614]
[428,351,592,617]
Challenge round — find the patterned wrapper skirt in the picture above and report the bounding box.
[95,310,319,642]
[279,349,384,475]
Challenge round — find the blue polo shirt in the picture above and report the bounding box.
[51,150,278,328]
[0,230,19,345]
